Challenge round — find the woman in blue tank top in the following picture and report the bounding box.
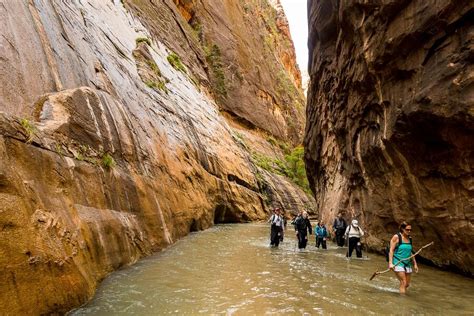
[388,221,419,294]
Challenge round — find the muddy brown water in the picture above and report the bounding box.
[71,224,474,315]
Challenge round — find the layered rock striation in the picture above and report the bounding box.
[171,0,305,142]
[0,0,312,313]
[305,0,474,274]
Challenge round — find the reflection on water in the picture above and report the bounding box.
[71,224,474,315]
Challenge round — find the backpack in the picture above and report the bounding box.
[384,233,412,262]
[295,217,307,231]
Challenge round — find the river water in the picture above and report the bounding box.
[71,224,474,315]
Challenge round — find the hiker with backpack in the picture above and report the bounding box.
[345,219,364,258]
[295,211,312,249]
[314,221,328,249]
[388,221,419,294]
[333,213,347,247]
[268,208,284,247]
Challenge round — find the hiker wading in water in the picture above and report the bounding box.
[389,221,419,294]
[345,219,364,258]
[295,211,312,249]
[268,208,283,247]
[333,213,347,247]
[315,221,328,249]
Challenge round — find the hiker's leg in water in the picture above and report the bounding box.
[297,232,304,249]
[269,227,273,246]
[303,235,308,248]
[322,238,327,249]
[405,273,412,291]
[347,237,356,257]
[274,230,280,247]
[335,230,342,246]
[270,225,280,246]
[395,272,408,294]
[355,238,362,258]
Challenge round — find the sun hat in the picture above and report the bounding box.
[352,219,359,227]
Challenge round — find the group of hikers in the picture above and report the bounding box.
[268,208,418,294]
[268,209,364,257]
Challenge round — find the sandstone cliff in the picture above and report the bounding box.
[305,0,474,275]
[0,0,312,313]
[171,0,305,142]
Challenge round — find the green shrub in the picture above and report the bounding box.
[146,59,162,77]
[54,144,63,157]
[190,21,203,42]
[284,146,310,193]
[266,136,277,146]
[204,44,227,99]
[136,37,151,46]
[20,118,36,143]
[102,153,116,169]
[251,152,273,172]
[251,146,311,194]
[145,79,167,92]
[167,52,186,73]
[278,141,290,154]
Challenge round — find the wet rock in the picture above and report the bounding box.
[168,0,305,142]
[305,0,474,274]
[0,0,312,314]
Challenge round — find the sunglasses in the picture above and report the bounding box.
[405,228,412,231]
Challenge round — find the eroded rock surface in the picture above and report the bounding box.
[171,0,305,142]
[305,0,474,274]
[0,0,313,314]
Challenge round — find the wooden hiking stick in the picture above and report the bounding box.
[369,241,434,280]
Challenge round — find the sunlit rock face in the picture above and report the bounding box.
[171,0,305,142]
[0,0,313,314]
[305,0,474,275]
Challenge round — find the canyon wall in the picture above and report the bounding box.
[171,0,305,141]
[305,0,474,275]
[0,0,312,313]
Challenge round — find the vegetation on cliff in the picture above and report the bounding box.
[252,145,310,194]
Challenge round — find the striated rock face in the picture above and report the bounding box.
[171,0,305,142]
[305,0,474,275]
[0,0,312,314]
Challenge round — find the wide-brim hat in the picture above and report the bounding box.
[352,219,359,227]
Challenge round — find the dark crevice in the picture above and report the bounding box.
[227,174,257,192]
[213,204,245,224]
[220,109,258,131]
[189,219,199,232]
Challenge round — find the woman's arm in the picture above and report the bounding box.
[389,235,398,269]
[412,254,419,272]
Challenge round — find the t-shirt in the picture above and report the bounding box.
[270,214,283,227]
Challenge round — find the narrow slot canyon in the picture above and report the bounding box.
[0,0,472,314]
